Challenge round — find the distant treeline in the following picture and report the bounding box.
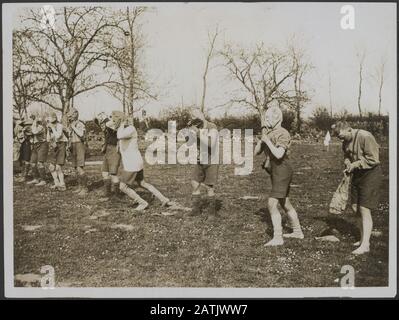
[86,106,389,139]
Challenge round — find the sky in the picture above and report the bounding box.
[13,2,397,121]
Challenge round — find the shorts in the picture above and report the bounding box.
[351,165,382,210]
[192,164,218,186]
[20,140,31,162]
[120,169,144,186]
[48,142,66,166]
[30,142,49,163]
[101,145,121,175]
[71,142,85,168]
[269,161,293,199]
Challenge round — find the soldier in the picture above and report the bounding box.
[14,118,33,182]
[47,112,68,191]
[255,106,304,246]
[113,111,174,211]
[26,115,49,186]
[67,107,89,196]
[94,112,121,201]
[186,110,220,219]
[332,121,382,255]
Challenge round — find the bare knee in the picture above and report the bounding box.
[268,198,279,211]
[48,163,55,172]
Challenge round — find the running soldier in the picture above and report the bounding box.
[113,111,174,211]
[255,106,304,246]
[26,115,49,186]
[47,112,68,191]
[95,112,121,201]
[67,108,89,196]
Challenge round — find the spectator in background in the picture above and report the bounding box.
[332,121,382,255]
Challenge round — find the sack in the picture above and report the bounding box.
[329,174,351,215]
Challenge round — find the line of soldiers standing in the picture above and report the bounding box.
[13,107,90,196]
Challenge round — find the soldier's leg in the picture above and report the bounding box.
[264,197,284,246]
[280,198,304,239]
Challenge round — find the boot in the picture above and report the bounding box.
[73,175,82,193]
[27,166,39,184]
[78,174,89,196]
[111,182,122,199]
[186,195,203,217]
[207,197,220,221]
[98,179,111,202]
[121,185,148,211]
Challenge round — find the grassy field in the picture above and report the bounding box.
[13,142,390,288]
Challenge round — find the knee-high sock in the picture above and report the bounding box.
[121,186,147,204]
[50,171,59,185]
[286,209,302,234]
[143,183,168,203]
[270,211,283,239]
[57,169,65,186]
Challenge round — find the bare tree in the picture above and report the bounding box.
[288,45,311,133]
[356,50,366,118]
[18,7,116,115]
[373,57,386,116]
[104,7,156,115]
[12,30,47,118]
[220,42,297,121]
[199,25,219,113]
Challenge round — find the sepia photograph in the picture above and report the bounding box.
[2,1,397,299]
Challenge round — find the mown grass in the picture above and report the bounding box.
[13,142,389,288]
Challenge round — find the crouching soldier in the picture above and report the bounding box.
[331,121,382,255]
[255,106,304,246]
[67,108,89,196]
[47,112,68,191]
[95,112,121,201]
[113,111,174,211]
[27,116,49,186]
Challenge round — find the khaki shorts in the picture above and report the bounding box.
[120,169,144,186]
[192,164,218,186]
[20,140,31,162]
[269,161,293,199]
[30,142,49,163]
[351,165,382,210]
[48,142,66,166]
[101,145,121,175]
[71,142,85,168]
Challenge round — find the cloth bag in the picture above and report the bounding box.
[329,173,351,215]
